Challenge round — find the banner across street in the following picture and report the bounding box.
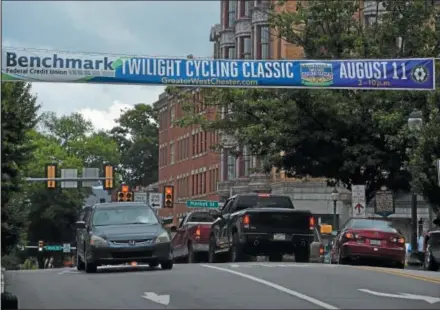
[1,48,435,90]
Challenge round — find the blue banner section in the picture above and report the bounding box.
[1,49,435,90]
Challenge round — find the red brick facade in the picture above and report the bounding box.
[155,91,220,220]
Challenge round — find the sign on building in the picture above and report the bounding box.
[134,192,147,203]
[374,188,395,217]
[352,185,366,218]
[149,193,163,209]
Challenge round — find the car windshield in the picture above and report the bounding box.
[188,212,215,222]
[349,219,398,233]
[235,195,294,211]
[92,206,159,226]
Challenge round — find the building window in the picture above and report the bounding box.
[225,46,236,59]
[228,0,236,28]
[170,142,175,164]
[239,0,252,17]
[258,25,270,59]
[240,36,252,59]
[227,154,236,180]
[170,106,176,126]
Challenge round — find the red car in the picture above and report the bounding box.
[171,211,215,263]
[331,218,406,269]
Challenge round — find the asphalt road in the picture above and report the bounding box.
[4,262,440,309]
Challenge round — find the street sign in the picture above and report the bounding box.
[61,169,78,188]
[351,185,366,218]
[149,193,163,209]
[134,192,148,203]
[186,200,219,208]
[63,243,71,253]
[82,167,100,187]
[44,245,63,251]
[375,189,395,217]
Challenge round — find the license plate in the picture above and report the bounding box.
[273,234,286,241]
[370,240,381,246]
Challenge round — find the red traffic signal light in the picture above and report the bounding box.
[163,186,174,208]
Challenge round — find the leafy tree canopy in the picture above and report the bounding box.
[172,0,440,213]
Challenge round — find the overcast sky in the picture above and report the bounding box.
[2,1,219,130]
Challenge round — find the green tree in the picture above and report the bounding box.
[174,0,440,212]
[1,82,39,253]
[111,104,158,187]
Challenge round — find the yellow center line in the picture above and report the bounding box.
[355,266,440,284]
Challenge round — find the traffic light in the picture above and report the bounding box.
[164,185,174,208]
[117,185,134,202]
[103,165,114,190]
[45,164,57,189]
[38,240,44,251]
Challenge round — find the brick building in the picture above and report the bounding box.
[155,90,220,220]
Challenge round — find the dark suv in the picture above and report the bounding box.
[75,202,173,273]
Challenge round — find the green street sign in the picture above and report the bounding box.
[44,245,63,251]
[186,200,219,208]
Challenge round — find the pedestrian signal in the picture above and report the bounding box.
[164,186,174,208]
[38,240,44,250]
[45,164,57,189]
[103,165,114,190]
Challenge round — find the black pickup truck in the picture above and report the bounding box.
[208,193,315,263]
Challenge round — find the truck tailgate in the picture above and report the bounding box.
[245,208,312,234]
[187,222,212,243]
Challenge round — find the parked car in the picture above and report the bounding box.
[330,218,406,269]
[422,230,440,271]
[171,211,215,263]
[208,193,315,263]
[75,202,174,273]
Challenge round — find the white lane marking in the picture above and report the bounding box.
[359,289,440,304]
[201,264,339,310]
[228,263,336,268]
[58,270,80,275]
[142,292,170,306]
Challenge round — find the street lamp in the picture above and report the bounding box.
[407,109,423,265]
[331,188,339,231]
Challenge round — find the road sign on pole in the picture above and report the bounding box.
[63,243,71,253]
[61,169,78,188]
[134,192,147,203]
[82,168,100,187]
[186,200,219,208]
[149,193,163,209]
[352,185,366,218]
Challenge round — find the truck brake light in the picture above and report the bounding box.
[309,216,315,230]
[195,226,201,237]
[243,214,250,225]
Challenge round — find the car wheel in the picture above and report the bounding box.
[1,292,18,310]
[337,250,349,265]
[269,253,283,262]
[187,242,197,264]
[426,254,439,271]
[230,233,246,262]
[149,262,159,268]
[84,249,97,273]
[295,247,310,263]
[76,251,85,271]
[394,261,405,269]
[161,260,173,270]
[208,236,217,263]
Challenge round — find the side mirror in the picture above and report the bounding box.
[170,226,177,233]
[75,220,86,229]
[209,209,222,219]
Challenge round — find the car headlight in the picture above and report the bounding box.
[155,232,170,243]
[90,235,108,247]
